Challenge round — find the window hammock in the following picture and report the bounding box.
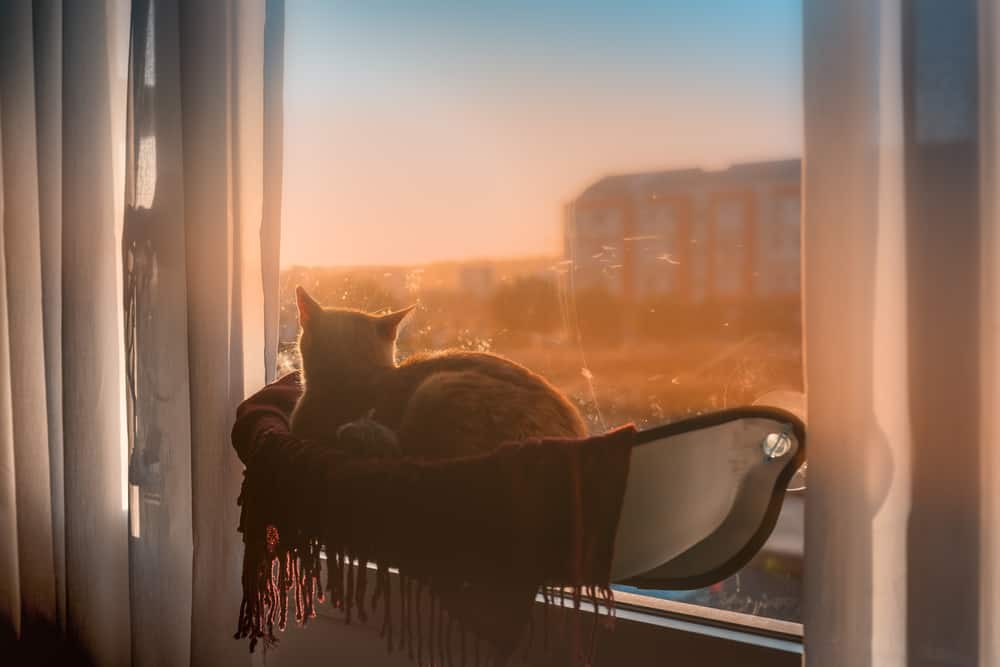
[231,371,804,666]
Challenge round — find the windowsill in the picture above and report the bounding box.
[310,560,802,656]
[606,589,803,654]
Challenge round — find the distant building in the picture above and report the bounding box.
[564,159,801,302]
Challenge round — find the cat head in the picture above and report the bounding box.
[295,286,415,383]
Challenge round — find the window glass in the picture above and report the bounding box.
[281,0,803,623]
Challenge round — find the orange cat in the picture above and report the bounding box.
[290,286,588,459]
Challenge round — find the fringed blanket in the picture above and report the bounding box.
[232,371,634,665]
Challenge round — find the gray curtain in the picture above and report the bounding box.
[0,0,283,665]
[803,1,996,666]
[124,0,284,665]
[0,0,132,663]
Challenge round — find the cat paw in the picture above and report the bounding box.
[335,413,401,459]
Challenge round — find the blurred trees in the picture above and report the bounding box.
[279,266,802,349]
[490,276,560,336]
[571,286,625,346]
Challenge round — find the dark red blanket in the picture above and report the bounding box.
[232,371,633,664]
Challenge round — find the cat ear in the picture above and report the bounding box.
[376,305,416,340]
[296,286,322,328]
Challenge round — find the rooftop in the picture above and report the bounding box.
[577,158,801,202]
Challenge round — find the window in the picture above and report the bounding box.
[280,0,803,627]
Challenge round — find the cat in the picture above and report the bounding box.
[290,286,588,459]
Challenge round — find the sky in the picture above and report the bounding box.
[280,0,802,268]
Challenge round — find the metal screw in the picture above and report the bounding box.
[762,432,792,460]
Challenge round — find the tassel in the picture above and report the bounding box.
[277,556,288,631]
[429,594,437,664]
[316,551,326,603]
[397,574,406,651]
[437,603,445,667]
[406,577,415,659]
[372,563,386,610]
[341,552,350,613]
[295,556,306,624]
[542,588,551,651]
[460,624,466,667]
[303,557,315,623]
[446,614,455,667]
[521,608,535,662]
[428,592,440,664]
[587,597,601,667]
[234,596,248,640]
[357,556,369,623]
[416,584,424,667]
[332,553,343,609]
[382,571,394,652]
[345,555,355,624]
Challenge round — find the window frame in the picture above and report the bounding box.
[256,563,803,667]
[271,2,807,660]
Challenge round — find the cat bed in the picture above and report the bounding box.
[231,371,804,665]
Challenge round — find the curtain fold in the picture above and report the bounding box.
[31,0,66,634]
[178,1,265,663]
[62,1,133,663]
[124,0,196,663]
[124,0,284,664]
[0,1,132,664]
[0,0,58,644]
[0,73,21,647]
[803,1,993,665]
[0,0,282,664]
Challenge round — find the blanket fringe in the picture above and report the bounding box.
[234,525,617,666]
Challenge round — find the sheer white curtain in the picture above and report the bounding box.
[803,1,995,665]
[0,0,282,665]
[0,0,131,663]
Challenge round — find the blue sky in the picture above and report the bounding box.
[281,0,802,267]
